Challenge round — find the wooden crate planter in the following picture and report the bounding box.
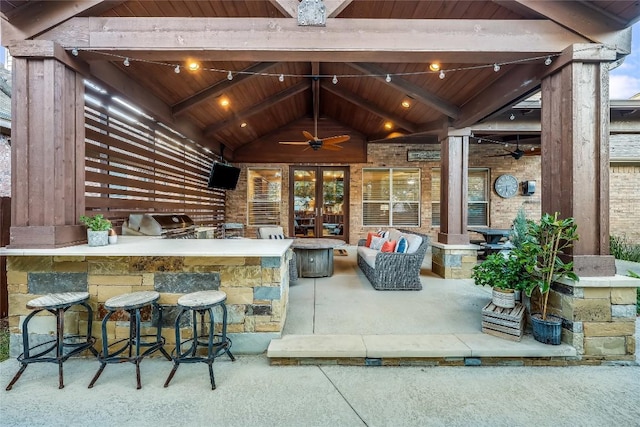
[481,302,525,342]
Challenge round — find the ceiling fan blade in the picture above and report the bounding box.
[321,144,343,151]
[322,135,351,145]
[279,141,309,145]
[302,130,315,141]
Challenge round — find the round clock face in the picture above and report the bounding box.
[494,174,519,198]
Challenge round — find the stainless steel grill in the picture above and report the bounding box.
[123,213,197,239]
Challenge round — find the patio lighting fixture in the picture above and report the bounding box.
[123,57,130,67]
[187,61,200,71]
[439,70,446,79]
[240,122,247,128]
[279,74,285,82]
[545,56,553,66]
[332,75,338,84]
[384,121,393,130]
[227,71,233,80]
[385,74,392,83]
[220,98,230,107]
[509,113,515,121]
[401,100,411,108]
[429,63,440,72]
[71,48,79,56]
[493,63,500,72]
[174,65,180,74]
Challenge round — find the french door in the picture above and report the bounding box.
[290,166,349,241]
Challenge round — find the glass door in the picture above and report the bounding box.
[290,166,349,241]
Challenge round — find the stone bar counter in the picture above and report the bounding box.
[1,236,294,356]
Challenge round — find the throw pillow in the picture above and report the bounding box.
[370,236,386,251]
[365,231,378,247]
[377,229,390,240]
[381,240,397,252]
[269,234,284,239]
[395,236,408,253]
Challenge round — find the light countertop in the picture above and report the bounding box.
[0,236,293,257]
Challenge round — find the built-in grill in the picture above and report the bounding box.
[122,213,197,239]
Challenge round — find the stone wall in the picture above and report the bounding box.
[7,254,290,356]
[531,278,638,361]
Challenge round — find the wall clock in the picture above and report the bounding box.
[494,174,519,198]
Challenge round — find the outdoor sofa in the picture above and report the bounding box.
[357,228,430,290]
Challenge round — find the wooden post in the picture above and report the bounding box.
[9,42,86,248]
[540,44,617,276]
[437,128,470,245]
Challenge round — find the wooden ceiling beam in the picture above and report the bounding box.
[172,62,279,116]
[320,81,419,134]
[42,17,589,60]
[268,0,298,18]
[204,81,309,137]
[510,0,632,53]
[453,62,545,129]
[325,0,355,18]
[1,0,117,42]
[349,62,460,119]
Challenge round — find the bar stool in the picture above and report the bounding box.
[88,290,171,389]
[164,290,235,390]
[6,292,98,391]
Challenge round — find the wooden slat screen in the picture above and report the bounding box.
[83,82,224,228]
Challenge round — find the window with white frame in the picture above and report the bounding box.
[362,168,420,227]
[431,168,489,226]
[247,168,282,226]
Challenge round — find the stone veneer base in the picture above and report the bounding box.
[430,242,479,279]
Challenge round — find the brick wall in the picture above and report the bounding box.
[610,164,640,242]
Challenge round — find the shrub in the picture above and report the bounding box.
[610,235,640,263]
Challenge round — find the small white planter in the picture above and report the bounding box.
[87,230,109,247]
[492,287,516,308]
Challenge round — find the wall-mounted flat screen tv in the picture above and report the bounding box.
[207,162,241,190]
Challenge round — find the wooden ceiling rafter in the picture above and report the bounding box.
[204,80,309,137]
[270,0,355,18]
[320,81,419,134]
[172,62,279,116]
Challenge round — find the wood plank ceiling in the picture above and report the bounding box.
[2,0,639,162]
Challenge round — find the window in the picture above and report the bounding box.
[431,168,489,227]
[362,168,420,227]
[247,168,282,226]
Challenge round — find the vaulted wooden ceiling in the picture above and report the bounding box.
[1,1,639,162]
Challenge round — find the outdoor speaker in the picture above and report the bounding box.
[522,180,536,196]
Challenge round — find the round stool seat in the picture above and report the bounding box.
[27,292,90,310]
[104,291,160,311]
[177,290,227,310]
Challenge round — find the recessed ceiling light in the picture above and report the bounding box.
[240,122,247,128]
[220,98,230,107]
[384,121,393,130]
[187,61,200,71]
[429,63,440,72]
[401,100,411,108]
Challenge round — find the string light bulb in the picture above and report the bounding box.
[493,63,500,72]
[227,71,233,81]
[279,74,284,82]
[123,57,130,67]
[71,48,79,56]
[544,56,552,66]
[174,65,180,74]
[509,113,515,121]
[439,70,445,79]
[332,75,338,85]
[385,74,392,83]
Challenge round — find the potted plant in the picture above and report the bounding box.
[79,214,112,247]
[472,252,518,308]
[522,212,579,345]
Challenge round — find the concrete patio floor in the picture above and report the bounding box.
[268,247,578,362]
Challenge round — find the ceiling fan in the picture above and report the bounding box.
[488,136,541,160]
[278,78,350,151]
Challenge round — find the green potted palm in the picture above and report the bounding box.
[79,214,112,246]
[522,212,579,345]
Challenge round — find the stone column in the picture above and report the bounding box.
[432,128,477,279]
[8,41,86,248]
[540,44,617,277]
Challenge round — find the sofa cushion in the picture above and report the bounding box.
[395,236,409,253]
[365,231,378,247]
[405,234,423,254]
[370,236,386,251]
[357,246,378,269]
[381,240,396,252]
[388,228,403,243]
